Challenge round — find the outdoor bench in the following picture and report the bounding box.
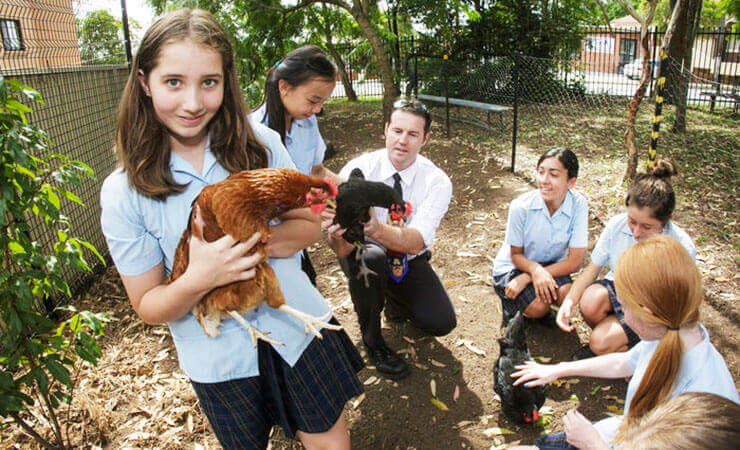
[699,88,739,115]
[417,94,511,127]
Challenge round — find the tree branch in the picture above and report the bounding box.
[592,0,613,31]
[10,412,57,450]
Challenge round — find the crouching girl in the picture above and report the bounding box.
[513,235,738,449]
[492,148,588,325]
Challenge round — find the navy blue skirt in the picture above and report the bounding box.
[191,320,364,449]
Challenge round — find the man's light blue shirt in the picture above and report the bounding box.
[492,189,589,277]
[590,212,696,280]
[100,122,331,382]
[250,104,326,176]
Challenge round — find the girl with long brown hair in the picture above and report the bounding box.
[511,235,737,449]
[100,9,362,449]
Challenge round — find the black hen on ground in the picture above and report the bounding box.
[333,168,411,286]
[493,311,547,424]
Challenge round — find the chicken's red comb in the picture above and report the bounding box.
[404,201,413,218]
[533,409,539,422]
[323,177,338,198]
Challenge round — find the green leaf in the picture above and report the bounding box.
[7,241,26,254]
[44,359,72,387]
[31,367,49,393]
[79,239,105,265]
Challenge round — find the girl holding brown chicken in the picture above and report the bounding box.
[100,9,362,449]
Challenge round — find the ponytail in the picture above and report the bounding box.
[613,234,703,440]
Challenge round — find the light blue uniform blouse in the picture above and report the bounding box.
[593,324,739,444]
[492,189,589,277]
[250,104,326,176]
[591,212,696,280]
[99,122,332,383]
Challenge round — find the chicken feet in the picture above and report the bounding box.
[227,311,285,348]
[354,242,377,288]
[278,305,343,339]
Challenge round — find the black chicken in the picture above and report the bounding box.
[493,311,546,424]
[333,168,411,286]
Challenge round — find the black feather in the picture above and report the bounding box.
[333,168,406,244]
[493,311,547,424]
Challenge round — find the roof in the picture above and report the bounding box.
[610,15,641,28]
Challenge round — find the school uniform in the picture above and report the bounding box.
[250,104,327,285]
[100,122,362,449]
[492,189,589,321]
[535,324,738,449]
[590,213,696,347]
[337,149,456,375]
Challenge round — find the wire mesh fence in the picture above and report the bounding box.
[2,0,129,300]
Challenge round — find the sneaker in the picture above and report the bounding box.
[367,345,410,380]
[571,345,596,361]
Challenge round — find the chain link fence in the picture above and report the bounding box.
[2,0,130,298]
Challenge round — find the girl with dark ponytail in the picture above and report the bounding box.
[250,45,340,285]
[512,235,737,449]
[556,159,696,358]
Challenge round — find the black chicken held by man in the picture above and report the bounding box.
[332,168,412,287]
[494,311,546,424]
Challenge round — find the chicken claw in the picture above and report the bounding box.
[354,243,377,288]
[227,311,284,347]
[278,305,343,339]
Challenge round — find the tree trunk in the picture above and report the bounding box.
[624,32,652,181]
[324,42,358,101]
[671,0,702,132]
[349,2,399,120]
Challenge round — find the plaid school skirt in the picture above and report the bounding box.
[191,320,364,449]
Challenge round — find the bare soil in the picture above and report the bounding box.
[2,100,737,449]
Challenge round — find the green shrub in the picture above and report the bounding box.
[0,75,108,449]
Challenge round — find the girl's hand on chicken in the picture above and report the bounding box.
[185,221,263,291]
[320,208,346,239]
[532,264,558,304]
[511,360,560,388]
[563,410,609,450]
[505,272,531,299]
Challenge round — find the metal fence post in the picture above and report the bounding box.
[511,52,520,173]
[120,0,133,67]
[443,54,450,137]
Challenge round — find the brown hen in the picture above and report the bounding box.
[167,168,340,346]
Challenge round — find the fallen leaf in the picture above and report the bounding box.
[444,280,458,287]
[352,393,366,409]
[456,251,481,257]
[400,395,409,400]
[607,405,624,414]
[539,406,554,415]
[186,413,193,433]
[364,376,378,386]
[534,356,552,363]
[402,336,416,344]
[570,394,579,401]
[482,427,515,437]
[455,420,474,429]
[430,379,437,397]
[431,398,449,411]
[453,385,460,402]
[591,385,602,395]
[431,359,446,368]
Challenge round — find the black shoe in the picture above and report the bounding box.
[367,345,410,380]
[572,344,596,361]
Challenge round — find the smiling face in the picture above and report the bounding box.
[385,110,430,171]
[279,77,335,121]
[536,156,576,211]
[626,205,664,241]
[138,38,224,153]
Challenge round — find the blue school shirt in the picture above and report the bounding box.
[492,189,589,277]
[593,324,739,445]
[250,104,326,176]
[99,122,332,383]
[590,212,696,280]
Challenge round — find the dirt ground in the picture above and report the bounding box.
[2,100,737,449]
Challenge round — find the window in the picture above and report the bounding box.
[1,19,23,51]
